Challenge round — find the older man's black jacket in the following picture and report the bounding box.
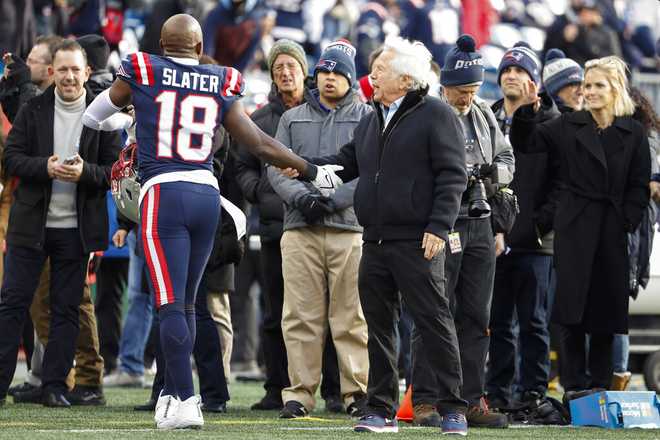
[311,88,467,242]
[3,84,122,252]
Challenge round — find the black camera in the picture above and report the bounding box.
[467,165,491,217]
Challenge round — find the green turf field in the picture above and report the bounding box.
[1,380,660,439]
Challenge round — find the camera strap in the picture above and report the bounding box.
[470,105,491,165]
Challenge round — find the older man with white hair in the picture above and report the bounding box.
[306,36,469,435]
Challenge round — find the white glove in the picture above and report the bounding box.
[311,164,344,196]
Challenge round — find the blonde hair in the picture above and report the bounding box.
[584,56,635,117]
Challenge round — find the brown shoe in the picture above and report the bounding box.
[466,397,508,428]
[412,403,442,427]
[610,372,632,391]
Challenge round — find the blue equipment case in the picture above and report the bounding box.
[570,391,660,429]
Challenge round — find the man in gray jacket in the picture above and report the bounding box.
[268,40,370,419]
[410,35,514,429]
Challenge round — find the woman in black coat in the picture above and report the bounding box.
[510,56,650,394]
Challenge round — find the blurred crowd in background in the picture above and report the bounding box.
[2,0,660,111]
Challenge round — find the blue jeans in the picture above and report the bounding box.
[118,230,153,375]
[612,334,629,373]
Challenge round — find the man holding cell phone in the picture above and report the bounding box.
[0,39,123,408]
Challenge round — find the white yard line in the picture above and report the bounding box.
[33,429,155,433]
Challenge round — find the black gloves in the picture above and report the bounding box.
[296,193,335,223]
[3,54,31,88]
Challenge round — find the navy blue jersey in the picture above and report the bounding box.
[117,53,244,184]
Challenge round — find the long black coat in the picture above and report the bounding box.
[511,107,650,334]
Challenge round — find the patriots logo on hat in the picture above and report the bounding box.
[117,63,129,78]
[327,39,357,58]
[505,51,524,62]
[455,59,484,69]
[316,59,337,71]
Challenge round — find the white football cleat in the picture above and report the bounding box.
[157,395,204,430]
[154,392,179,425]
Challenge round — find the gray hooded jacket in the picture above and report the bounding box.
[456,96,515,219]
[268,88,372,232]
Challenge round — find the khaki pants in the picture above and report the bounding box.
[207,291,233,381]
[280,226,368,410]
[30,263,104,389]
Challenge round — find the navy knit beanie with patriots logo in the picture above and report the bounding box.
[440,34,484,87]
[315,39,357,85]
[497,42,541,85]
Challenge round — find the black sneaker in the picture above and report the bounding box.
[519,390,544,409]
[66,386,106,406]
[561,388,604,407]
[202,400,227,413]
[43,391,71,408]
[251,393,283,410]
[324,395,344,413]
[8,382,38,397]
[0,397,5,407]
[279,400,308,419]
[347,396,368,419]
[13,386,42,403]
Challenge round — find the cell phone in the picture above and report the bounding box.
[63,155,79,165]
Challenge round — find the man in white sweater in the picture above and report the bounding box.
[0,39,123,408]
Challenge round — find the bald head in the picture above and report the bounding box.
[160,14,203,59]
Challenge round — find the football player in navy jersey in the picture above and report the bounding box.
[83,14,342,429]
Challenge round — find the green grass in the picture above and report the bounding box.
[1,381,660,439]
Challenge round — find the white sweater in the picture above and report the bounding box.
[47,89,85,228]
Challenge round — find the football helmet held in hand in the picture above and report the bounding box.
[111,143,140,223]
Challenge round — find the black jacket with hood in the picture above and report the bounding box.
[492,93,561,254]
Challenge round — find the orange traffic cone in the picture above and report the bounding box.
[396,385,414,423]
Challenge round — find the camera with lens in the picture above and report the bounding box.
[467,165,491,217]
[466,163,514,218]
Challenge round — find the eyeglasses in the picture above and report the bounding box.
[272,62,301,73]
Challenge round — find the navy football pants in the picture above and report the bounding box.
[141,182,220,400]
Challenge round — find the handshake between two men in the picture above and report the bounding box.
[278,163,445,261]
